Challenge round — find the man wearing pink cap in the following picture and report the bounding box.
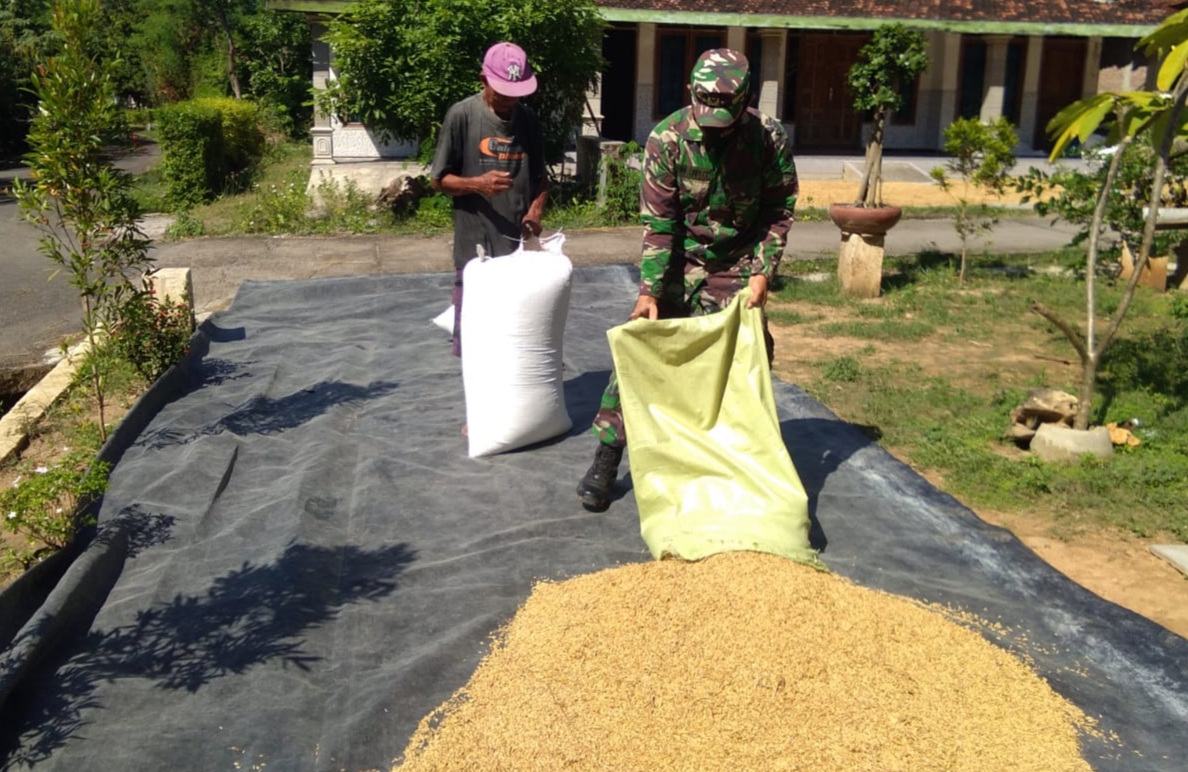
[431,42,550,357]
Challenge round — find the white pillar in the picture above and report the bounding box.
[758,29,787,120]
[980,36,1011,122]
[1083,36,1103,98]
[310,22,335,165]
[1018,36,1043,153]
[635,23,657,144]
[726,26,746,52]
[936,33,962,150]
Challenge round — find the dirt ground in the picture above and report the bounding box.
[768,295,1188,642]
[798,179,1035,209]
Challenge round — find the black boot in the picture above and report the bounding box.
[576,444,623,512]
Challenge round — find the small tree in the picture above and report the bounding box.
[13,0,153,442]
[930,117,1018,283]
[318,0,604,164]
[848,23,930,208]
[1027,8,1188,430]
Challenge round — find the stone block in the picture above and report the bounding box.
[837,232,884,298]
[1030,424,1113,463]
[145,267,194,309]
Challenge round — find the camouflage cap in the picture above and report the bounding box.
[689,48,750,128]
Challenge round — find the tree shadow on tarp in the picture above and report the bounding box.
[780,416,879,553]
[135,379,400,451]
[0,540,416,768]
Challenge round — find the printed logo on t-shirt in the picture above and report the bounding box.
[478,136,525,166]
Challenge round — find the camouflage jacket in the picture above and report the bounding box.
[638,106,799,302]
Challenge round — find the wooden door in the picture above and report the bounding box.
[1033,38,1088,151]
[795,33,867,150]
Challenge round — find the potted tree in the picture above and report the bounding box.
[830,23,930,231]
[830,24,929,296]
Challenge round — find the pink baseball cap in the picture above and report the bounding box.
[482,42,538,98]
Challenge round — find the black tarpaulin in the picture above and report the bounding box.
[0,266,1184,772]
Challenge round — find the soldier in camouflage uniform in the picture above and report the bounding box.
[576,47,799,512]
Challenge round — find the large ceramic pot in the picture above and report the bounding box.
[828,203,903,236]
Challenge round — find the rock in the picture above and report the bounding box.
[1029,424,1113,463]
[1004,388,1079,447]
[1019,388,1078,425]
[376,174,431,217]
[1005,422,1037,443]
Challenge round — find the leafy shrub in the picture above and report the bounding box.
[155,100,225,210]
[822,356,861,382]
[1172,293,1188,320]
[111,289,195,383]
[166,210,206,239]
[240,170,310,233]
[202,97,266,191]
[155,97,267,209]
[413,192,455,230]
[1099,325,1188,414]
[312,174,382,233]
[602,141,643,224]
[1,449,110,567]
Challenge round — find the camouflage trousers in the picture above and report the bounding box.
[591,275,774,448]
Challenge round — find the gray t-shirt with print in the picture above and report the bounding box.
[430,93,546,268]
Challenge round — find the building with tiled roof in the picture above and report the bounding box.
[271,0,1172,162]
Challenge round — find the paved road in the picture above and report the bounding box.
[1,144,162,381]
[1,144,1086,384]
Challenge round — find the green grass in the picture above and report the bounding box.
[785,265,1188,542]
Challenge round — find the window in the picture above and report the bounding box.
[655,28,725,118]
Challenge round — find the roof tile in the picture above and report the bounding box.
[598,0,1168,27]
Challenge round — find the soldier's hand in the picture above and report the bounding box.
[630,295,659,321]
[476,170,513,197]
[747,274,769,308]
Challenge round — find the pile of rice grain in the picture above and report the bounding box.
[396,551,1097,772]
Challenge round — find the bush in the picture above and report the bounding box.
[111,289,195,383]
[1,449,110,568]
[602,141,643,224]
[156,100,225,210]
[155,97,267,210]
[239,169,311,233]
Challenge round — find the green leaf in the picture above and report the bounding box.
[1139,8,1188,59]
[1158,39,1188,91]
[1045,94,1116,162]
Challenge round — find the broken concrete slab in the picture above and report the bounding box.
[1150,545,1188,579]
[1030,423,1113,463]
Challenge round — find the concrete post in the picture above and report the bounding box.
[144,268,196,322]
[838,234,885,298]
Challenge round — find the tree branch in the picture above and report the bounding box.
[1030,301,1088,363]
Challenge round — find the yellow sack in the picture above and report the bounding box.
[608,289,818,565]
